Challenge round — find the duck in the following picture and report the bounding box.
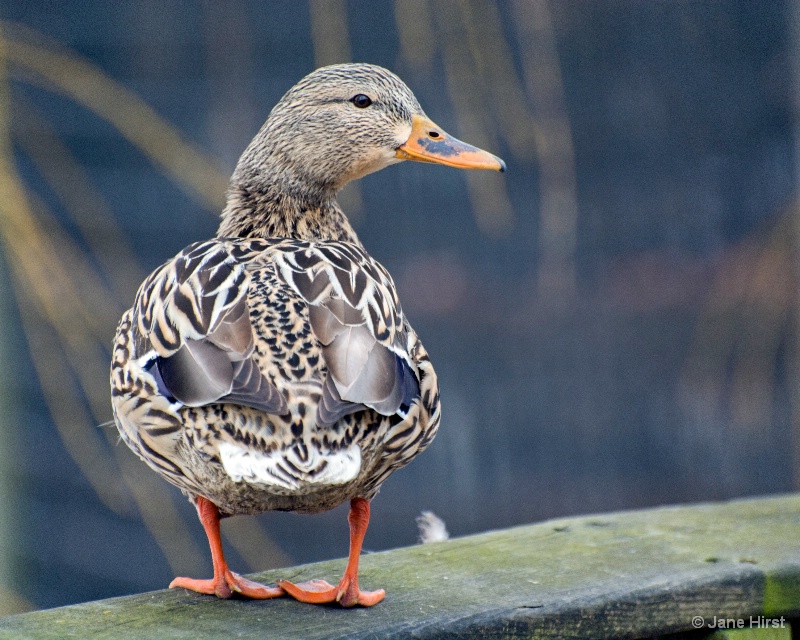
[111,63,505,608]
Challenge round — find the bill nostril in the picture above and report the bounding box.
[428,130,441,139]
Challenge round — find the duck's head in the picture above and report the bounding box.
[231,63,505,199]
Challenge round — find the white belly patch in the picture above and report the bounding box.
[218,441,362,491]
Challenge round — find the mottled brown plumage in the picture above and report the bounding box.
[111,63,504,606]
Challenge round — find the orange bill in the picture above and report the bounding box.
[396,114,506,172]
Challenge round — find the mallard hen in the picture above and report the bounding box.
[111,63,504,607]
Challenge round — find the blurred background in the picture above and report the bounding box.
[0,0,797,614]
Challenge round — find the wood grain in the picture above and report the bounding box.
[1,494,798,639]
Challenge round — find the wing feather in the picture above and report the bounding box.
[132,240,288,415]
[131,238,419,424]
[273,241,420,426]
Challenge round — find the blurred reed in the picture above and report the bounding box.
[0,21,290,614]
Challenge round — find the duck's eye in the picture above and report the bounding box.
[351,94,372,108]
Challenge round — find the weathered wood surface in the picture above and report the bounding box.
[1,494,798,639]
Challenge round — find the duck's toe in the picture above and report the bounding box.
[278,576,385,607]
[170,569,285,600]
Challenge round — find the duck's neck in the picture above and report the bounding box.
[218,175,361,245]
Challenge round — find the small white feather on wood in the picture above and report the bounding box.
[416,510,450,544]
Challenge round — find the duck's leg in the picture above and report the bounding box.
[169,495,285,599]
[278,497,385,607]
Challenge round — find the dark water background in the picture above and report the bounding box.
[0,1,796,611]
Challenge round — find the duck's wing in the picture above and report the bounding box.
[131,239,288,415]
[270,241,419,427]
[128,237,418,429]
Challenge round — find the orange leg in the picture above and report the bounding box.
[278,497,385,607]
[169,496,285,599]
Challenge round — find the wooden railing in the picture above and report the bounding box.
[1,494,798,639]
